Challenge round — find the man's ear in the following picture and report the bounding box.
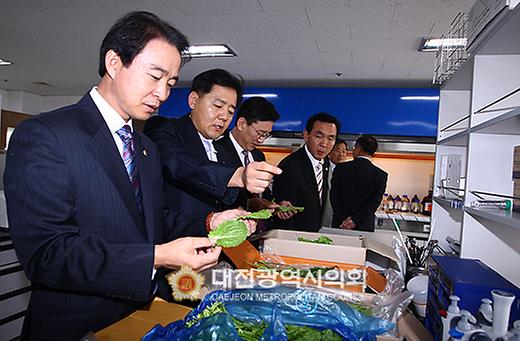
[188,91,199,110]
[236,117,247,131]
[303,130,309,142]
[104,49,122,79]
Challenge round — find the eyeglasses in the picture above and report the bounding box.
[250,124,272,140]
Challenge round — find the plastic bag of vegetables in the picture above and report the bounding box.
[142,286,395,341]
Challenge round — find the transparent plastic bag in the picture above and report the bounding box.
[142,286,395,341]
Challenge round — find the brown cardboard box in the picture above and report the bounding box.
[95,298,191,341]
[95,298,432,341]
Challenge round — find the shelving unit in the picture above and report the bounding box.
[431,5,520,287]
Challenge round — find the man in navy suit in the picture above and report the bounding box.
[144,71,281,238]
[3,12,253,340]
[215,97,295,220]
[331,135,388,232]
[272,113,340,232]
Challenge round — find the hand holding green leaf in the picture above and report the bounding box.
[208,220,249,248]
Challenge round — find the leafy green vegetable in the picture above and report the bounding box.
[208,220,248,248]
[276,205,304,213]
[186,301,342,340]
[348,302,373,316]
[249,260,337,279]
[286,324,343,340]
[297,236,333,245]
[185,301,227,327]
[239,209,273,220]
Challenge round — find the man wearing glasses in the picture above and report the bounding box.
[144,71,281,239]
[216,97,296,220]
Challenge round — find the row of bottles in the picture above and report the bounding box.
[381,190,433,216]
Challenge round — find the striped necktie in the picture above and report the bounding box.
[316,162,323,203]
[116,125,142,211]
[242,149,250,166]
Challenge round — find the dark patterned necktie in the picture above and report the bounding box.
[316,162,323,203]
[242,149,250,166]
[116,125,142,211]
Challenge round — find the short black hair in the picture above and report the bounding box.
[98,11,190,77]
[334,138,348,150]
[236,97,280,124]
[190,69,244,107]
[355,134,378,156]
[305,112,341,135]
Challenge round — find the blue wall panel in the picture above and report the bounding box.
[159,87,439,137]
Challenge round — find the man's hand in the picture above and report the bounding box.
[228,161,282,193]
[210,209,257,236]
[154,237,221,272]
[247,197,278,212]
[340,217,356,230]
[274,200,297,220]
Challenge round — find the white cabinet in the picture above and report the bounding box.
[432,5,520,286]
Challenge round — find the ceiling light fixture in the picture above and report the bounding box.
[243,93,278,99]
[401,96,440,101]
[420,38,467,52]
[184,44,236,58]
[0,58,12,66]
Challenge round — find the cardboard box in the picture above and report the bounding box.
[223,239,374,292]
[95,297,432,341]
[263,229,399,270]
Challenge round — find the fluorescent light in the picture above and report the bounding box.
[0,58,12,66]
[401,96,439,101]
[243,93,278,99]
[420,38,467,52]
[184,44,236,58]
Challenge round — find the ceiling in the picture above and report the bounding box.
[0,0,474,96]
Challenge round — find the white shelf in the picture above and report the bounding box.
[471,106,520,135]
[433,4,520,285]
[465,207,520,230]
[438,128,469,146]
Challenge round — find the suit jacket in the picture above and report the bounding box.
[214,132,273,209]
[143,114,239,238]
[331,157,388,231]
[272,147,330,232]
[4,94,165,340]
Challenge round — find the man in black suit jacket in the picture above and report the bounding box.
[144,70,281,238]
[272,113,341,232]
[331,135,388,232]
[3,12,251,340]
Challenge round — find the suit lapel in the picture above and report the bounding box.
[133,133,156,242]
[81,97,146,235]
[298,148,321,205]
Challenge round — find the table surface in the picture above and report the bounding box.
[95,299,191,340]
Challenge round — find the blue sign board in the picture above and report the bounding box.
[159,87,439,137]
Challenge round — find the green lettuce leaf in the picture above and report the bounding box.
[208,220,249,248]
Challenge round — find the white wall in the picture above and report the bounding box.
[373,157,434,199]
[0,89,79,114]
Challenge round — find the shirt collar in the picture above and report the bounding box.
[357,155,372,162]
[89,87,133,133]
[229,131,247,155]
[304,144,323,169]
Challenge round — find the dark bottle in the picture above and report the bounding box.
[411,194,421,213]
[421,190,433,216]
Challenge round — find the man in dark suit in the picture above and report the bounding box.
[144,71,281,238]
[331,135,388,232]
[272,113,340,232]
[3,12,252,340]
[216,97,296,225]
